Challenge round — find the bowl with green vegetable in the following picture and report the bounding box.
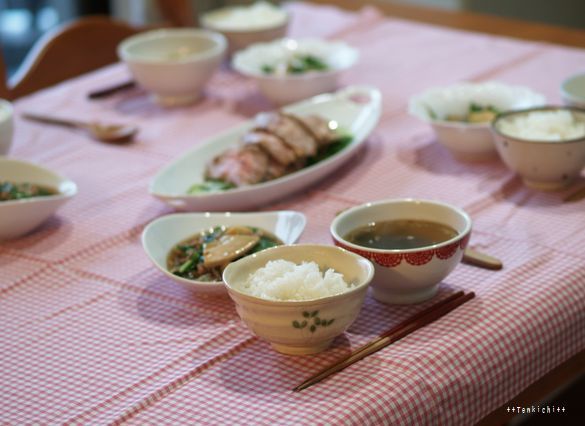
[141,211,306,294]
[232,38,358,105]
[0,158,77,240]
[409,82,545,161]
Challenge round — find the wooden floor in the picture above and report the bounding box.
[311,0,585,49]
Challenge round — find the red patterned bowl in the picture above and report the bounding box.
[330,199,472,304]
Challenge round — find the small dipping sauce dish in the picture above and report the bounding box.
[331,199,472,305]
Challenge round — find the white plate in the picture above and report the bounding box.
[141,210,306,294]
[150,85,382,211]
[0,157,77,240]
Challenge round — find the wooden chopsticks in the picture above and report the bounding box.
[293,291,475,392]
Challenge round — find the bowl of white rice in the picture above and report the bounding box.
[223,244,374,355]
[492,106,585,190]
[201,2,289,55]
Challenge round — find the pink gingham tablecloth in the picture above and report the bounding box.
[2,3,585,425]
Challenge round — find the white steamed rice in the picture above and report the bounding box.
[498,110,585,141]
[241,260,351,301]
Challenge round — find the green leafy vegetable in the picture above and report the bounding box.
[187,180,236,195]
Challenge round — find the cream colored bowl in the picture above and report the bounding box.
[223,244,374,355]
[201,3,289,54]
[0,158,77,240]
[491,106,585,191]
[331,199,472,305]
[118,29,226,106]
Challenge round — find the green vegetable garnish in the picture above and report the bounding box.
[187,180,236,194]
[306,134,353,166]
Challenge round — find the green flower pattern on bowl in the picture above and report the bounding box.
[292,310,335,333]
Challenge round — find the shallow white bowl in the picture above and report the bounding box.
[141,211,306,294]
[223,244,374,355]
[409,82,545,161]
[561,72,585,108]
[0,99,13,155]
[233,38,359,105]
[331,199,472,305]
[0,158,77,240]
[118,28,226,106]
[201,3,289,54]
[491,106,585,191]
[150,85,381,211]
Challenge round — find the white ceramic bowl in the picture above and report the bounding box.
[141,211,306,294]
[223,244,374,355]
[233,38,359,105]
[118,29,227,106]
[491,106,585,191]
[201,2,289,54]
[561,72,585,108]
[409,82,545,161]
[0,158,77,240]
[331,199,472,305]
[0,99,14,155]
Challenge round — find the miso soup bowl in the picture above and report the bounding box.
[223,244,374,355]
[331,199,472,305]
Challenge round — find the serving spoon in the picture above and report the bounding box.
[22,112,138,144]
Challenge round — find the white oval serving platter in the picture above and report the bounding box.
[149,85,382,211]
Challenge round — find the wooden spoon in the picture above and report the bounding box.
[22,112,138,144]
[462,248,503,270]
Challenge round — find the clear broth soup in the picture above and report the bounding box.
[344,219,458,250]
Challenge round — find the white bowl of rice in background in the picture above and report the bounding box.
[409,82,545,161]
[223,244,374,355]
[491,106,585,191]
[201,1,289,54]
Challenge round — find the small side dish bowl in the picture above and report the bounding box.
[201,1,289,54]
[118,28,227,106]
[491,106,585,191]
[561,72,585,108]
[233,38,359,105]
[409,82,545,161]
[331,199,471,305]
[0,158,77,240]
[0,99,13,155]
[141,211,306,295]
[223,244,374,355]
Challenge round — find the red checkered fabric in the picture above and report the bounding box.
[1,3,584,425]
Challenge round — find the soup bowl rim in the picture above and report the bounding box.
[330,198,472,254]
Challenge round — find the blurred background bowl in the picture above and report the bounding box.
[331,199,472,305]
[0,99,14,155]
[561,72,585,108]
[409,82,545,161]
[0,158,77,240]
[201,2,289,55]
[118,28,226,107]
[491,106,585,191]
[223,244,374,355]
[233,38,358,105]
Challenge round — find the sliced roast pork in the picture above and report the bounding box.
[294,114,338,146]
[254,112,318,158]
[205,145,269,186]
[242,130,298,166]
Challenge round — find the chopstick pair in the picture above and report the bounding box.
[87,80,136,99]
[293,290,475,392]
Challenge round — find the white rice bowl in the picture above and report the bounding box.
[240,259,353,301]
[497,109,585,141]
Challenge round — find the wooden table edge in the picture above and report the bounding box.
[310,0,585,49]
